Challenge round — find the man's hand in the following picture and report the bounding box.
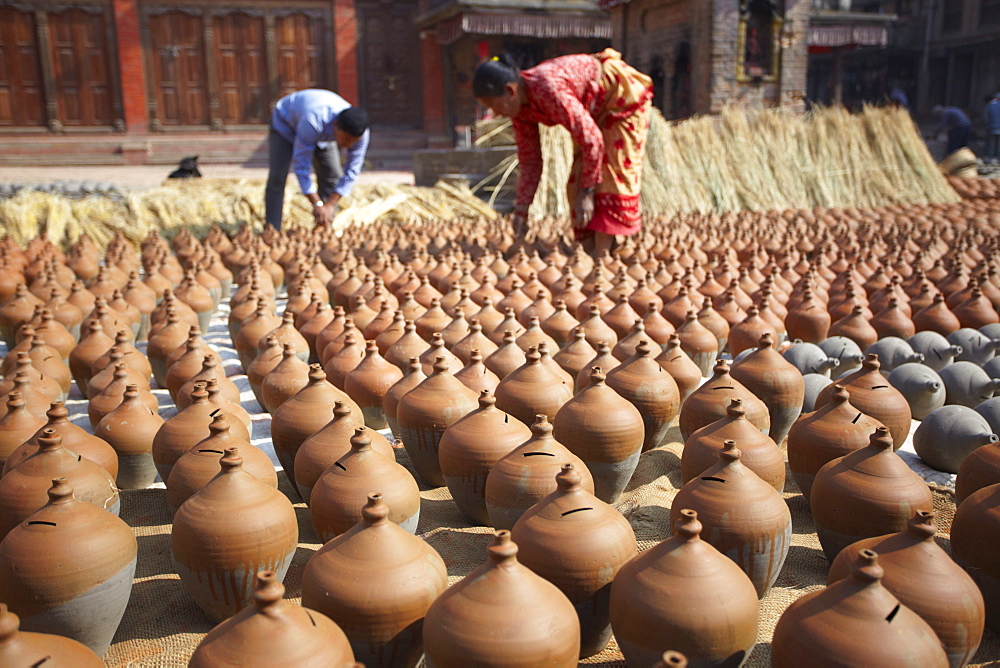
[574,189,595,230]
[313,193,341,226]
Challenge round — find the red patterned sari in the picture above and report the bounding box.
[512,49,654,239]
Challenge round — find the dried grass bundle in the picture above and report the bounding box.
[474,105,959,217]
[0,177,497,249]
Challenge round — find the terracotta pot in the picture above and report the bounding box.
[828,511,984,667]
[167,414,275,510]
[262,343,311,413]
[553,328,597,380]
[4,402,118,479]
[454,349,501,395]
[310,428,420,541]
[730,332,805,447]
[69,320,114,394]
[0,478,136,655]
[784,289,831,343]
[0,603,104,666]
[606,339,681,452]
[94,384,164,490]
[485,415,595,530]
[811,427,933,562]
[152,383,248,482]
[423,530,581,666]
[772,550,948,667]
[438,391,532,525]
[0,393,45,471]
[171,448,298,622]
[87,363,158,429]
[484,329,527,380]
[727,306,777,357]
[674,310,718,376]
[189,570,355,668]
[86,348,149,400]
[575,341,620,391]
[495,348,574,428]
[0,429,119,538]
[327,328,369,387]
[913,293,961,335]
[671,441,791,597]
[91,328,151,382]
[164,328,218,398]
[679,359,770,442]
[377,352,421,427]
[541,300,580,347]
[294,402,395,503]
[681,398,785,492]
[246,335,282,406]
[301,492,447,667]
[146,310,189,388]
[234,302,282,370]
[384,321,429,372]
[452,319,499,364]
[956,441,1000,504]
[511,464,638,657]
[578,304,618,349]
[830,304,879,350]
[345,340,404,429]
[395,357,478,487]
[655,333,703,404]
[609,510,759,666]
[554,367,644,502]
[786,385,884,501]
[814,354,912,449]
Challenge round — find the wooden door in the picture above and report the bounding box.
[213,11,267,125]
[274,12,326,98]
[47,8,114,126]
[149,11,209,126]
[0,7,45,127]
[358,0,422,127]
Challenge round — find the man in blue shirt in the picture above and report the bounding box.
[931,105,972,156]
[985,92,1000,160]
[266,89,370,229]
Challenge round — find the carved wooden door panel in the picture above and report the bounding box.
[274,12,326,98]
[149,10,209,126]
[213,11,267,125]
[0,7,45,127]
[358,0,422,127]
[47,8,114,126]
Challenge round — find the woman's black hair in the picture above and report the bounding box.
[336,107,369,137]
[473,54,520,98]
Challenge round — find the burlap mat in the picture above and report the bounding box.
[103,417,1000,667]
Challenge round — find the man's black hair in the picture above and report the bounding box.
[336,107,369,137]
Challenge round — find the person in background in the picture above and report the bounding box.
[985,92,1000,161]
[265,89,370,230]
[889,86,909,110]
[931,105,973,156]
[473,50,654,256]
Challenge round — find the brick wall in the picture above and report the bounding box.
[609,0,809,116]
[112,0,146,133]
[334,0,359,103]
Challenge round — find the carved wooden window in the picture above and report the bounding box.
[738,0,783,82]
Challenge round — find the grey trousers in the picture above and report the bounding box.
[265,128,343,229]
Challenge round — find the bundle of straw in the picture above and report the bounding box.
[473,105,959,217]
[0,178,497,249]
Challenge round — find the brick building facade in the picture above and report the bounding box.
[600,0,812,118]
[0,0,438,166]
